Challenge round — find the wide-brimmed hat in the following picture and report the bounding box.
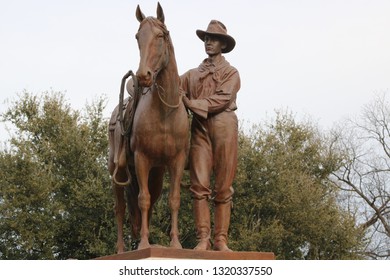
[196,20,236,53]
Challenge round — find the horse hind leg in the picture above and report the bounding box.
[148,167,164,221]
[126,167,141,240]
[109,134,126,253]
[112,178,126,254]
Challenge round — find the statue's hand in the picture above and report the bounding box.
[182,96,191,108]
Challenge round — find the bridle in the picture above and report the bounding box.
[136,18,182,108]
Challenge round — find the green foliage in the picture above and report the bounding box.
[0,91,115,259]
[0,92,365,259]
[230,112,365,259]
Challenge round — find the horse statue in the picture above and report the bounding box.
[108,3,189,252]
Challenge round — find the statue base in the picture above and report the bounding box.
[95,247,275,260]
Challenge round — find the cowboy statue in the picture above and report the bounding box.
[180,20,241,251]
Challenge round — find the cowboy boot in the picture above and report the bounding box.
[193,199,211,250]
[213,201,233,252]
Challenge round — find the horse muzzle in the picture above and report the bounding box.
[136,68,154,87]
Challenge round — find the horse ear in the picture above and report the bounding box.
[156,2,165,23]
[136,5,145,23]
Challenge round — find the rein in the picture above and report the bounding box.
[118,70,139,137]
[155,82,182,109]
[117,69,182,137]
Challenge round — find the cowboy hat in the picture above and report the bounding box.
[196,20,236,53]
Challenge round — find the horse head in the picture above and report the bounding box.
[135,3,171,87]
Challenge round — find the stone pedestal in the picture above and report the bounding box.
[95,247,275,260]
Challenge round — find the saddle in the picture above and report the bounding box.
[108,97,132,132]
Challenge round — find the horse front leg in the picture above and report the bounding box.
[167,153,186,249]
[134,152,152,250]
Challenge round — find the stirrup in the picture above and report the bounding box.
[112,165,131,186]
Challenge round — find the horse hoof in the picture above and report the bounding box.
[117,244,125,254]
[137,240,151,250]
[170,240,182,249]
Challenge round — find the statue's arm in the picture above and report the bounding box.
[200,69,240,116]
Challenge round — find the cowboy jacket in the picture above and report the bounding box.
[180,56,240,119]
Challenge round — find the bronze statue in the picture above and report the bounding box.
[180,20,240,251]
[108,3,189,253]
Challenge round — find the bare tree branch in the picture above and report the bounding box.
[332,94,390,259]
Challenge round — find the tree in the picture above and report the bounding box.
[136,112,366,259]
[331,95,390,259]
[230,112,365,259]
[0,91,115,259]
[0,91,367,259]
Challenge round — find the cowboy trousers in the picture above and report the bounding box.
[189,110,238,203]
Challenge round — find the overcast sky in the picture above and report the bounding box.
[1,0,390,141]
